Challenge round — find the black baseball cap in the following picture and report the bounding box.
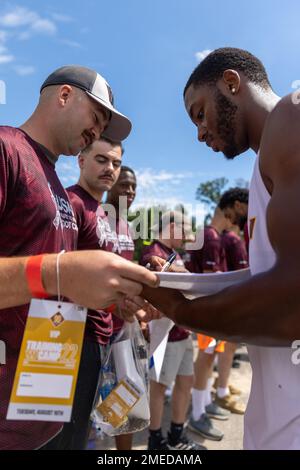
[40,65,132,141]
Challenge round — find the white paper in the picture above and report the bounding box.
[157,268,251,298]
[149,317,174,357]
[16,372,73,399]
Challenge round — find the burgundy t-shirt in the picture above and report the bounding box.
[222,230,249,271]
[67,184,135,341]
[187,226,227,273]
[0,126,78,449]
[139,240,189,342]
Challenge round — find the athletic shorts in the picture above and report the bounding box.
[197,334,225,354]
[150,336,194,387]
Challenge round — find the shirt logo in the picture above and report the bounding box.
[249,217,256,240]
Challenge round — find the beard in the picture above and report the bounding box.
[236,214,247,230]
[215,89,239,159]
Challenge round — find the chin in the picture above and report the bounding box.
[223,148,240,160]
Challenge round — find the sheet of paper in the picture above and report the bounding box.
[148,317,174,382]
[149,317,174,357]
[156,268,251,298]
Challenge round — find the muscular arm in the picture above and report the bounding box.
[143,95,300,346]
[0,251,158,310]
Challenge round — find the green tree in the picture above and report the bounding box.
[196,177,229,223]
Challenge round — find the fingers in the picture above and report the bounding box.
[115,277,144,297]
[119,261,160,288]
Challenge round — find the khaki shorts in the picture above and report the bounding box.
[150,336,194,387]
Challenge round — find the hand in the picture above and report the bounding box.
[119,295,163,322]
[141,285,187,321]
[43,250,159,310]
[148,256,188,273]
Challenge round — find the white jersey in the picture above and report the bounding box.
[244,155,300,450]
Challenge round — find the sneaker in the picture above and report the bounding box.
[148,434,169,450]
[188,414,224,441]
[215,395,246,414]
[232,360,241,369]
[168,431,206,450]
[205,402,231,421]
[229,384,242,395]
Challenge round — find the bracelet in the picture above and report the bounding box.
[25,254,49,299]
[56,250,65,304]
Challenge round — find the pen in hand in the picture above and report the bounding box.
[161,252,177,272]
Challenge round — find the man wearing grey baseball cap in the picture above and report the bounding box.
[0,65,158,450]
[40,65,132,143]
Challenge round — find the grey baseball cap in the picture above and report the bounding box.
[40,65,132,141]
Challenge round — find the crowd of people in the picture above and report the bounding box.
[2,46,300,451]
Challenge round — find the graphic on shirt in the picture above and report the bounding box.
[95,207,120,254]
[249,217,256,240]
[48,183,78,233]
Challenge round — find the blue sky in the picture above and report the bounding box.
[1,0,300,217]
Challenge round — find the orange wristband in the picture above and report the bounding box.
[26,254,49,299]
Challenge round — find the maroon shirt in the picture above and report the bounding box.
[0,126,78,449]
[222,230,249,271]
[139,240,189,342]
[67,184,135,341]
[187,226,227,273]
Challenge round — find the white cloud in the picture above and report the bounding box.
[0,6,56,36]
[31,18,56,35]
[60,39,82,48]
[135,168,195,190]
[0,54,14,64]
[195,49,212,62]
[0,7,38,27]
[0,6,58,72]
[14,65,36,75]
[50,13,74,23]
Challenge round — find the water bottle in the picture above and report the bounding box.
[99,364,117,400]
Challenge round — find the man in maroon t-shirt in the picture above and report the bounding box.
[213,188,249,414]
[187,207,230,441]
[105,164,137,450]
[66,140,138,449]
[0,67,158,450]
[140,211,202,450]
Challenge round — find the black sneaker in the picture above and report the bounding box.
[148,434,169,450]
[167,431,206,450]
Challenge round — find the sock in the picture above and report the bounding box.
[192,388,207,421]
[217,386,230,398]
[205,377,215,406]
[149,428,163,441]
[169,422,184,444]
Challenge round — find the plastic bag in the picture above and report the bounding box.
[91,318,150,436]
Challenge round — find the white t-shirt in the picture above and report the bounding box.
[244,155,300,450]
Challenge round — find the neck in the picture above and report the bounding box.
[78,177,104,203]
[210,219,224,234]
[20,110,60,157]
[244,85,280,152]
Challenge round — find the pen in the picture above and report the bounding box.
[161,252,177,272]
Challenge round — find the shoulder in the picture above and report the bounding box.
[260,94,300,187]
[205,226,219,241]
[0,126,27,159]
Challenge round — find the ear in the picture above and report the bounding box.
[234,200,242,211]
[78,153,85,170]
[222,69,241,95]
[58,84,73,107]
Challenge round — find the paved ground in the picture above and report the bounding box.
[92,345,252,451]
